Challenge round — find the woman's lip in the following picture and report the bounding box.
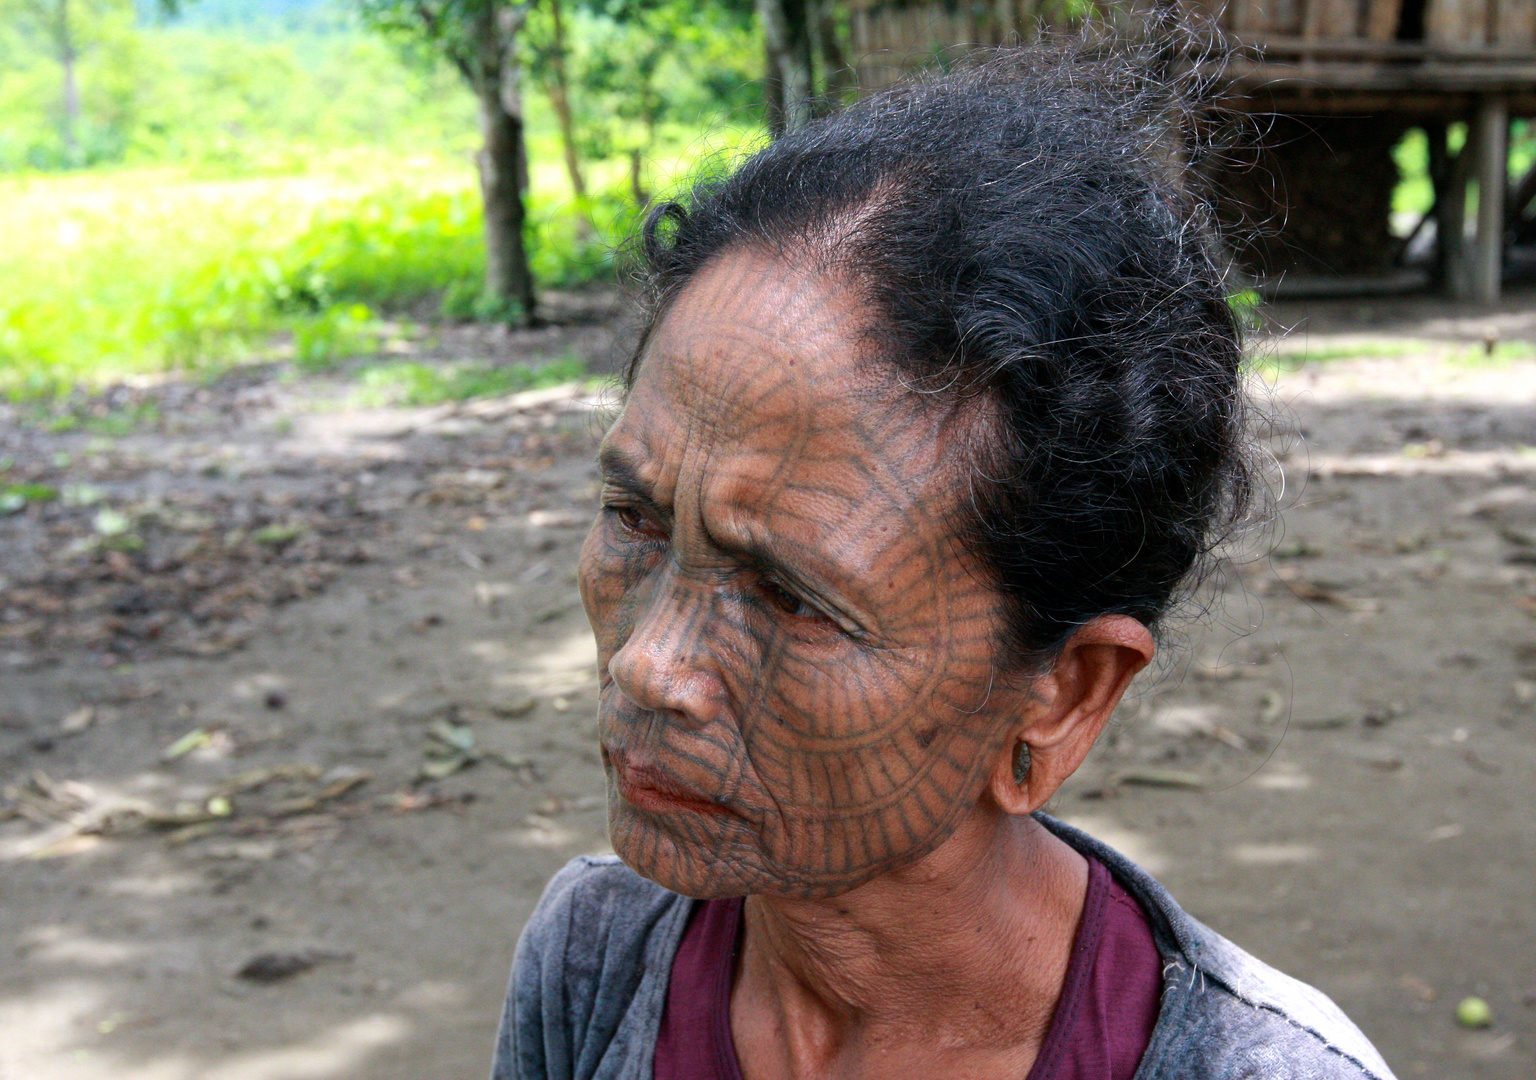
[607,749,724,815]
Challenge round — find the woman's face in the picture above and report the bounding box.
[580,250,1023,899]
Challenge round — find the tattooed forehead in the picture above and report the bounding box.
[612,250,952,500]
[603,254,973,621]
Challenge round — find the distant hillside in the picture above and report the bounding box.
[140,0,350,32]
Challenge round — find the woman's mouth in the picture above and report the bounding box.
[607,748,725,815]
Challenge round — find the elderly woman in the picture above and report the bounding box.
[492,48,1396,1080]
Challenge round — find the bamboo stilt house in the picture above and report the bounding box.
[847,0,1536,299]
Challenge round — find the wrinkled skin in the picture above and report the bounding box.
[579,249,1031,899]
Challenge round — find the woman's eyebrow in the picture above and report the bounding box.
[598,445,656,500]
[709,525,873,635]
[598,442,871,633]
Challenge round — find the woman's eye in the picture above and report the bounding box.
[613,507,644,531]
[606,505,662,540]
[764,580,817,619]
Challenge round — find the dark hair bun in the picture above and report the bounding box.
[629,40,1254,667]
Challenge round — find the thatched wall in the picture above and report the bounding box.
[847,1,1536,282]
[847,0,1536,76]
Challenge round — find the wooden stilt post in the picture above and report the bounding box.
[1472,94,1509,304]
[1427,120,1449,289]
[1442,127,1471,300]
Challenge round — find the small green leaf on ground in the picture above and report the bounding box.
[60,707,96,734]
[252,523,305,545]
[427,717,477,755]
[1,483,59,514]
[162,727,211,760]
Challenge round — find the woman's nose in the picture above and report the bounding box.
[606,575,726,725]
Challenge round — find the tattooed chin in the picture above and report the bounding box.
[605,789,971,901]
[600,729,977,901]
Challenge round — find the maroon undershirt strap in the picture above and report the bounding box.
[653,856,1162,1080]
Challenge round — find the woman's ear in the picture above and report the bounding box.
[986,614,1154,815]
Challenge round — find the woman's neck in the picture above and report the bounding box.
[731,811,1089,1080]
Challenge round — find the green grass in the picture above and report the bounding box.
[0,482,59,515]
[1249,336,1536,379]
[1273,340,1427,364]
[349,356,591,407]
[0,2,762,398]
[38,401,164,434]
[0,124,759,399]
[1249,339,1427,380]
[0,162,425,394]
[1446,340,1536,367]
[0,23,480,173]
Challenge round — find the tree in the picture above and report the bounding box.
[758,0,810,135]
[2,0,180,166]
[533,0,588,212]
[526,0,757,201]
[759,0,851,137]
[360,0,539,326]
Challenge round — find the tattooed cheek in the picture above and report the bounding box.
[586,550,671,657]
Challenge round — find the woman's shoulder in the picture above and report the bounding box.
[495,856,694,1080]
[1144,948,1398,1080]
[519,854,691,972]
[1037,814,1398,1080]
[532,854,681,922]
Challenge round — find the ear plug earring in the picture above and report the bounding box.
[1013,740,1031,786]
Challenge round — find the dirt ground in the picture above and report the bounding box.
[3,288,1534,1080]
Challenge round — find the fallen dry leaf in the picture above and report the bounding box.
[1114,768,1205,790]
[236,948,350,984]
[59,706,95,734]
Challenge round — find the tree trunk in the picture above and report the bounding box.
[759,0,814,136]
[467,3,536,327]
[546,0,589,214]
[477,84,537,325]
[629,148,648,206]
[812,0,855,108]
[56,0,81,166]
[1439,126,1473,299]
[1427,121,1449,288]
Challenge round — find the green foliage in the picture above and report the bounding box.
[1392,127,1432,219]
[292,302,376,370]
[0,139,749,394]
[0,164,450,393]
[280,184,484,310]
[526,180,644,287]
[0,1,764,394]
[524,0,760,167]
[0,19,477,171]
[1226,289,1263,332]
[0,0,140,167]
[1391,122,1536,221]
[351,355,588,406]
[144,0,351,32]
[355,0,503,70]
[276,169,653,317]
